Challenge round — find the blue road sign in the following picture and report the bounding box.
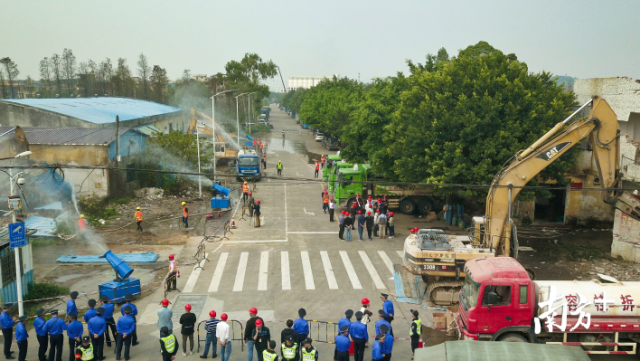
[9,223,26,249]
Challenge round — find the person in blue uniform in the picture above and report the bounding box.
[120,294,138,346]
[380,294,394,336]
[334,325,350,361]
[371,334,385,361]
[375,310,391,337]
[338,309,353,333]
[84,299,97,324]
[15,315,28,361]
[45,309,67,361]
[379,324,393,361]
[292,308,309,351]
[99,295,117,348]
[66,292,79,321]
[1,303,17,359]
[88,307,107,361]
[34,308,48,361]
[116,306,136,361]
[66,312,83,361]
[349,311,368,361]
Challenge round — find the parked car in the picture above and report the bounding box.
[315,132,324,142]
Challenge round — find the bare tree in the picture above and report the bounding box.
[77,61,92,97]
[115,58,133,97]
[101,58,114,95]
[0,69,6,99]
[0,57,20,98]
[24,76,36,98]
[88,60,98,95]
[50,53,63,96]
[61,48,77,95]
[39,57,53,96]
[137,53,151,99]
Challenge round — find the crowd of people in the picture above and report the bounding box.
[323,193,396,242]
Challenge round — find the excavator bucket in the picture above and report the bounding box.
[393,264,426,304]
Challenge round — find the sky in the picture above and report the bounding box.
[2,0,639,90]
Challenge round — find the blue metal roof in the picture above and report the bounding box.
[2,97,181,124]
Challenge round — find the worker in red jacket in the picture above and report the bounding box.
[314,161,320,178]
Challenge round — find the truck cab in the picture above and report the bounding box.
[458,257,535,341]
[236,150,261,181]
[335,167,367,206]
[328,161,354,191]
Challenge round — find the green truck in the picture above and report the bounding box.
[334,165,439,215]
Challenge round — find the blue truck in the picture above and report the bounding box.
[236,149,261,181]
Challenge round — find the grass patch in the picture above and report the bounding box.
[110,197,134,205]
[78,194,118,225]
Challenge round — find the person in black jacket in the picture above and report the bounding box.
[365,211,374,241]
[281,319,296,344]
[245,308,264,361]
[179,304,196,356]
[252,319,271,361]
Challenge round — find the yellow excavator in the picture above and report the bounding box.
[187,108,238,162]
[400,96,640,306]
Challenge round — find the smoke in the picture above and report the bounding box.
[81,227,107,254]
[140,143,215,189]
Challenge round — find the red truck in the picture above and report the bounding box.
[456,257,640,355]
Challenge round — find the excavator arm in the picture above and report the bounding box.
[482,96,640,257]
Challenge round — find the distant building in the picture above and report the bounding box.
[0,97,187,133]
[288,75,338,90]
[191,74,208,82]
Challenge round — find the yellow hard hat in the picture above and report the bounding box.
[182,202,186,205]
[80,214,84,218]
[279,160,282,162]
[136,207,141,210]
[244,181,248,184]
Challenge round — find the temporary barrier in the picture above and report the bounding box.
[195,319,244,353]
[308,320,339,344]
[192,242,209,271]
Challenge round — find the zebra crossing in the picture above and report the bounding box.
[182,249,403,293]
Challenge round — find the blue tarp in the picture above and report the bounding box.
[24,216,57,237]
[34,201,63,210]
[33,166,74,203]
[56,252,159,263]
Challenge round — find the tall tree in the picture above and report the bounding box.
[77,61,92,97]
[137,53,151,99]
[150,65,168,103]
[115,58,133,97]
[39,57,53,96]
[61,48,77,95]
[87,60,98,95]
[101,58,114,95]
[24,75,36,98]
[0,57,20,98]
[50,53,63,96]
[436,47,450,63]
[0,69,6,99]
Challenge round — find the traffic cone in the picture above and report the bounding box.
[418,338,423,348]
[231,218,237,229]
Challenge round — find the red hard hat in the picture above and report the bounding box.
[378,198,381,201]
[330,198,334,200]
[168,254,174,260]
[249,307,258,314]
[376,209,380,213]
[185,304,192,311]
[249,192,252,196]
[209,310,217,318]
[256,200,260,204]
[161,299,169,306]
[221,313,228,321]
[255,319,263,326]
[390,212,394,216]
[367,211,371,215]
[362,298,370,305]
[324,188,327,191]
[368,195,371,198]
[356,194,360,197]
[384,195,387,198]
[353,204,357,207]
[358,210,362,214]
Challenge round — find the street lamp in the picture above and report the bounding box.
[210,89,237,175]
[245,92,258,134]
[235,92,249,146]
[2,150,32,317]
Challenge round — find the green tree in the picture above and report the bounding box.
[137,53,151,100]
[388,41,576,200]
[436,47,449,63]
[0,57,20,98]
[150,130,211,165]
[150,65,169,103]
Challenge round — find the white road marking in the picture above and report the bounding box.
[258,251,269,291]
[281,251,291,290]
[396,250,404,258]
[284,183,288,235]
[340,251,362,289]
[183,252,208,293]
[225,240,288,244]
[208,252,228,293]
[320,251,338,289]
[233,252,249,292]
[378,251,395,277]
[359,251,386,289]
[288,231,336,234]
[300,251,315,290]
[303,207,315,216]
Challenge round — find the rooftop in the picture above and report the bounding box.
[1,97,181,124]
[0,126,146,145]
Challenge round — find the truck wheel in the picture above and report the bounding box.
[498,333,527,342]
[400,199,416,215]
[418,199,433,215]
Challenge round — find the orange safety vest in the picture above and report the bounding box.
[242,184,249,193]
[323,195,329,204]
[78,218,87,230]
[322,157,326,163]
[260,143,263,149]
[253,140,256,146]
[315,163,320,170]
[183,206,189,217]
[135,211,143,221]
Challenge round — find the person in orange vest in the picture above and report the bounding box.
[314,161,320,178]
[182,202,189,228]
[321,155,326,168]
[135,206,143,231]
[242,181,249,203]
[78,214,88,241]
[322,192,330,214]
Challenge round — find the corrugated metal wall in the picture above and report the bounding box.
[0,270,33,304]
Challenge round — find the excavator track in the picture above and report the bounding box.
[425,280,465,307]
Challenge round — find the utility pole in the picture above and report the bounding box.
[196,126,202,199]
[9,167,23,317]
[277,66,287,92]
[115,115,120,167]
